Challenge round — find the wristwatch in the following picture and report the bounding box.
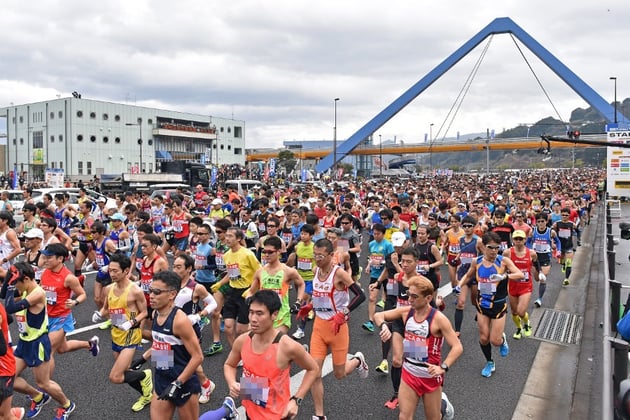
[440,362,449,372]
[290,395,303,406]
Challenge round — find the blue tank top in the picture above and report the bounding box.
[457,235,479,278]
[530,227,552,255]
[151,307,195,381]
[94,240,111,281]
[475,255,508,309]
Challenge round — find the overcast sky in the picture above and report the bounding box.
[0,0,628,148]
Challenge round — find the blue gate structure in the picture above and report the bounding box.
[316,16,624,173]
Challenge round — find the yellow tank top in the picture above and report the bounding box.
[295,241,315,281]
[15,286,48,341]
[108,282,142,347]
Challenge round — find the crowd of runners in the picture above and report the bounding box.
[0,167,605,419]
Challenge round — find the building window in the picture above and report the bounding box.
[33,131,43,148]
[58,111,63,118]
[115,137,121,144]
[59,134,63,142]
[19,116,23,123]
[78,161,83,175]
[77,111,83,118]
[50,135,55,143]
[87,161,92,175]
[220,127,224,132]
[148,118,153,125]
[115,115,120,122]
[147,139,153,146]
[90,112,96,119]
[212,144,216,149]
[90,135,96,142]
[137,117,142,124]
[12,139,15,145]
[234,126,242,138]
[50,112,55,120]
[77,135,83,142]
[59,161,63,169]
[227,145,231,150]
[103,136,109,143]
[19,138,24,145]
[50,162,55,169]
[234,147,243,155]
[227,127,231,133]
[11,117,15,124]
[220,144,224,150]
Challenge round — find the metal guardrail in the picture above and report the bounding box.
[603,202,630,420]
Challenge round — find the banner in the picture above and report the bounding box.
[211,167,218,186]
[269,158,276,177]
[45,168,64,188]
[301,168,307,182]
[607,129,630,197]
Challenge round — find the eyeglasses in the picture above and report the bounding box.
[462,224,474,228]
[561,214,570,217]
[215,230,224,234]
[197,232,209,235]
[314,253,329,259]
[267,225,277,228]
[148,287,175,295]
[486,245,501,250]
[341,222,350,225]
[261,250,276,255]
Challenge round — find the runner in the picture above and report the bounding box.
[5,263,76,420]
[298,238,367,420]
[528,214,560,307]
[363,224,394,333]
[90,221,118,328]
[149,271,204,420]
[552,207,577,286]
[0,292,24,419]
[138,233,169,339]
[247,236,306,334]
[91,253,152,412]
[290,224,316,340]
[457,232,524,377]
[503,230,536,339]
[374,276,462,420]
[224,290,318,419]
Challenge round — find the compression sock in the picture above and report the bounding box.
[480,342,492,362]
[454,308,464,333]
[512,314,521,329]
[539,283,547,299]
[124,370,145,394]
[382,335,391,360]
[565,258,572,279]
[391,365,402,393]
[522,312,530,326]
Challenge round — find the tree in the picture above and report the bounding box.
[278,149,297,173]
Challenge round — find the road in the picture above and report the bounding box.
[7,242,578,419]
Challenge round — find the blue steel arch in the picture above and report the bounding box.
[316,17,623,173]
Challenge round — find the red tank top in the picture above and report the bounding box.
[509,247,532,283]
[172,212,190,239]
[0,304,15,376]
[241,332,290,419]
[140,255,163,294]
[41,265,73,317]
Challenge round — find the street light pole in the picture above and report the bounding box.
[429,123,434,173]
[333,98,339,179]
[379,134,383,177]
[610,76,618,124]
[126,121,143,172]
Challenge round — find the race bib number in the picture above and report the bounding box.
[403,334,428,361]
[109,307,126,327]
[479,281,497,295]
[241,373,269,408]
[227,264,241,280]
[371,254,384,267]
[16,314,27,334]
[558,228,571,239]
[44,287,58,305]
[216,252,225,271]
[151,341,174,370]
[297,258,312,271]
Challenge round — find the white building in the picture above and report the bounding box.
[0,97,245,181]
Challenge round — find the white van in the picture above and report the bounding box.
[224,180,262,196]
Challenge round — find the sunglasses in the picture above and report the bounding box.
[513,237,525,241]
[462,224,474,228]
[215,230,224,234]
[261,250,276,255]
[148,287,175,295]
[341,222,350,225]
[486,245,501,250]
[267,225,277,228]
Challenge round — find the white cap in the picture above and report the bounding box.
[391,231,406,247]
[24,228,44,240]
[212,198,223,205]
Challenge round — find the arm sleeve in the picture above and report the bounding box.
[4,292,30,314]
[347,282,366,312]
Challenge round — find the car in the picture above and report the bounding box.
[31,188,117,209]
[1,190,25,224]
[150,189,192,203]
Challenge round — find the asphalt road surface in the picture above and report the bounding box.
[7,250,572,419]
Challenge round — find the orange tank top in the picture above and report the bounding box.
[241,331,290,419]
[41,266,73,318]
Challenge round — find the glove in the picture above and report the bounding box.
[489,273,507,282]
[296,304,313,321]
[92,311,105,323]
[331,311,349,335]
[117,320,133,331]
[130,356,147,370]
[187,314,201,325]
[210,283,221,293]
[158,381,182,401]
[99,265,109,273]
[290,301,302,314]
[241,288,250,298]
[539,273,547,282]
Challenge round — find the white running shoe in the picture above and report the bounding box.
[442,392,455,420]
[351,351,369,379]
[199,379,215,404]
[292,328,305,340]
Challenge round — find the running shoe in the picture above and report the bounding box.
[199,316,210,330]
[199,379,216,404]
[500,332,509,357]
[362,321,375,332]
[223,396,239,419]
[351,352,369,379]
[523,323,532,337]
[88,335,100,357]
[534,298,542,308]
[312,417,328,420]
[131,394,152,412]
[561,263,566,273]
[376,300,385,309]
[141,369,153,397]
[375,359,389,374]
[53,401,75,420]
[292,328,305,340]
[513,328,522,340]
[384,395,399,409]
[563,278,570,286]
[26,392,50,418]
[11,407,25,420]
[481,361,495,377]
[204,342,223,357]
[98,319,112,330]
[442,392,455,420]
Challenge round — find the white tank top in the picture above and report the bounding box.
[311,266,349,321]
